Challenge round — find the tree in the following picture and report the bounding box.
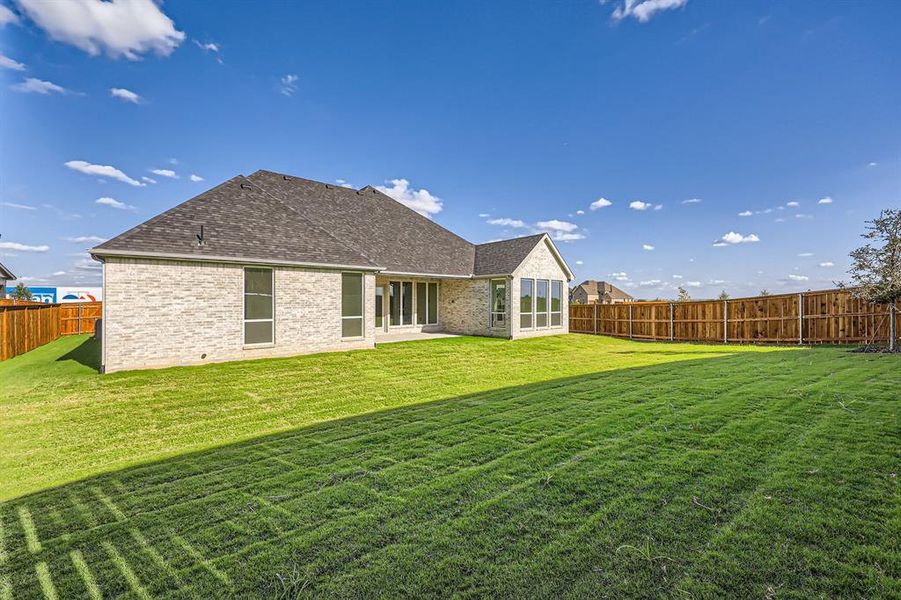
[10,282,33,302]
[718,290,730,300]
[759,289,771,296]
[843,209,901,350]
[676,286,691,302]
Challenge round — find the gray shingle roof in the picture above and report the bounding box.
[575,280,633,300]
[0,261,15,281]
[93,170,571,279]
[473,234,546,276]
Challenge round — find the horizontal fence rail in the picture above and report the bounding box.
[570,289,899,346]
[0,301,101,361]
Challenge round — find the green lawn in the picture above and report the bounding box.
[1,334,898,598]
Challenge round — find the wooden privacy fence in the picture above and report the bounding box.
[0,301,102,361]
[570,289,899,345]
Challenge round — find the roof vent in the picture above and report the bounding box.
[283,175,290,181]
[325,184,332,189]
[196,225,205,247]
[240,183,251,190]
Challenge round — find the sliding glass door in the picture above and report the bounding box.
[386,280,438,329]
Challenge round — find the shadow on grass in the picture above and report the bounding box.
[2,346,895,598]
[55,336,101,372]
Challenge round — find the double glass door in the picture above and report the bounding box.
[375,281,439,331]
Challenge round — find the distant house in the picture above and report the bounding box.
[91,170,574,372]
[0,261,15,292]
[570,280,633,304]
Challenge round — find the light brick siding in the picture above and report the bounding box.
[441,278,511,338]
[102,257,374,372]
[510,239,570,339]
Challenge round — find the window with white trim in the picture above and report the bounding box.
[244,267,274,345]
[551,280,562,327]
[520,278,534,329]
[341,272,364,338]
[490,279,507,328]
[535,279,549,327]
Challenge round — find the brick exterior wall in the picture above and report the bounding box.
[510,238,570,339]
[441,278,511,338]
[102,257,374,372]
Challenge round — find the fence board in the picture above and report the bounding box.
[569,288,898,346]
[0,301,102,361]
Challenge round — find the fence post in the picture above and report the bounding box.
[593,303,598,335]
[798,293,804,345]
[628,303,633,340]
[723,300,728,344]
[77,303,82,334]
[890,302,897,352]
[669,302,674,341]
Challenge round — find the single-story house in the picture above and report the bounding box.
[570,280,633,304]
[0,261,15,292]
[91,170,573,372]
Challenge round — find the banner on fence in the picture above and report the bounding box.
[3,286,102,303]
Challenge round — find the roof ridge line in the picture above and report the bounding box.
[247,173,380,268]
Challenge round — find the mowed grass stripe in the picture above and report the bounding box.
[0,335,897,597]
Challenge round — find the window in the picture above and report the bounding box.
[390,281,401,326]
[341,273,364,338]
[551,280,562,327]
[244,267,273,345]
[520,278,534,329]
[375,285,384,329]
[416,282,440,325]
[490,279,507,328]
[401,282,413,325]
[536,279,548,328]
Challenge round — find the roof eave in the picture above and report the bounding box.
[90,248,384,272]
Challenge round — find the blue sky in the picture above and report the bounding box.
[1,0,899,298]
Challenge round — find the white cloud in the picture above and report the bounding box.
[671,274,683,279]
[141,176,156,184]
[818,261,834,267]
[638,279,662,287]
[609,272,629,282]
[868,161,877,167]
[193,40,219,52]
[0,4,19,26]
[52,271,67,276]
[738,210,753,217]
[0,241,49,252]
[65,235,105,244]
[0,53,25,70]
[817,196,833,205]
[642,244,655,251]
[610,0,689,23]
[478,212,490,218]
[151,168,178,179]
[95,196,134,210]
[189,174,204,182]
[576,209,585,215]
[65,160,144,186]
[11,77,66,94]
[797,252,813,257]
[575,260,584,265]
[788,274,809,281]
[685,281,701,287]
[552,232,586,242]
[537,219,578,233]
[629,200,662,211]
[708,279,725,285]
[590,197,612,210]
[15,0,185,59]
[487,218,526,228]
[786,201,799,207]
[795,213,813,219]
[716,231,760,245]
[280,74,299,96]
[110,87,140,103]
[377,178,443,217]
[1,201,36,210]
[681,198,702,205]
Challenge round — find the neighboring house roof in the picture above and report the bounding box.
[573,280,633,301]
[0,261,14,281]
[92,170,574,279]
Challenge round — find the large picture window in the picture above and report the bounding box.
[551,280,562,327]
[341,273,364,338]
[244,267,273,345]
[536,279,548,328]
[520,278,534,329]
[490,279,507,328]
